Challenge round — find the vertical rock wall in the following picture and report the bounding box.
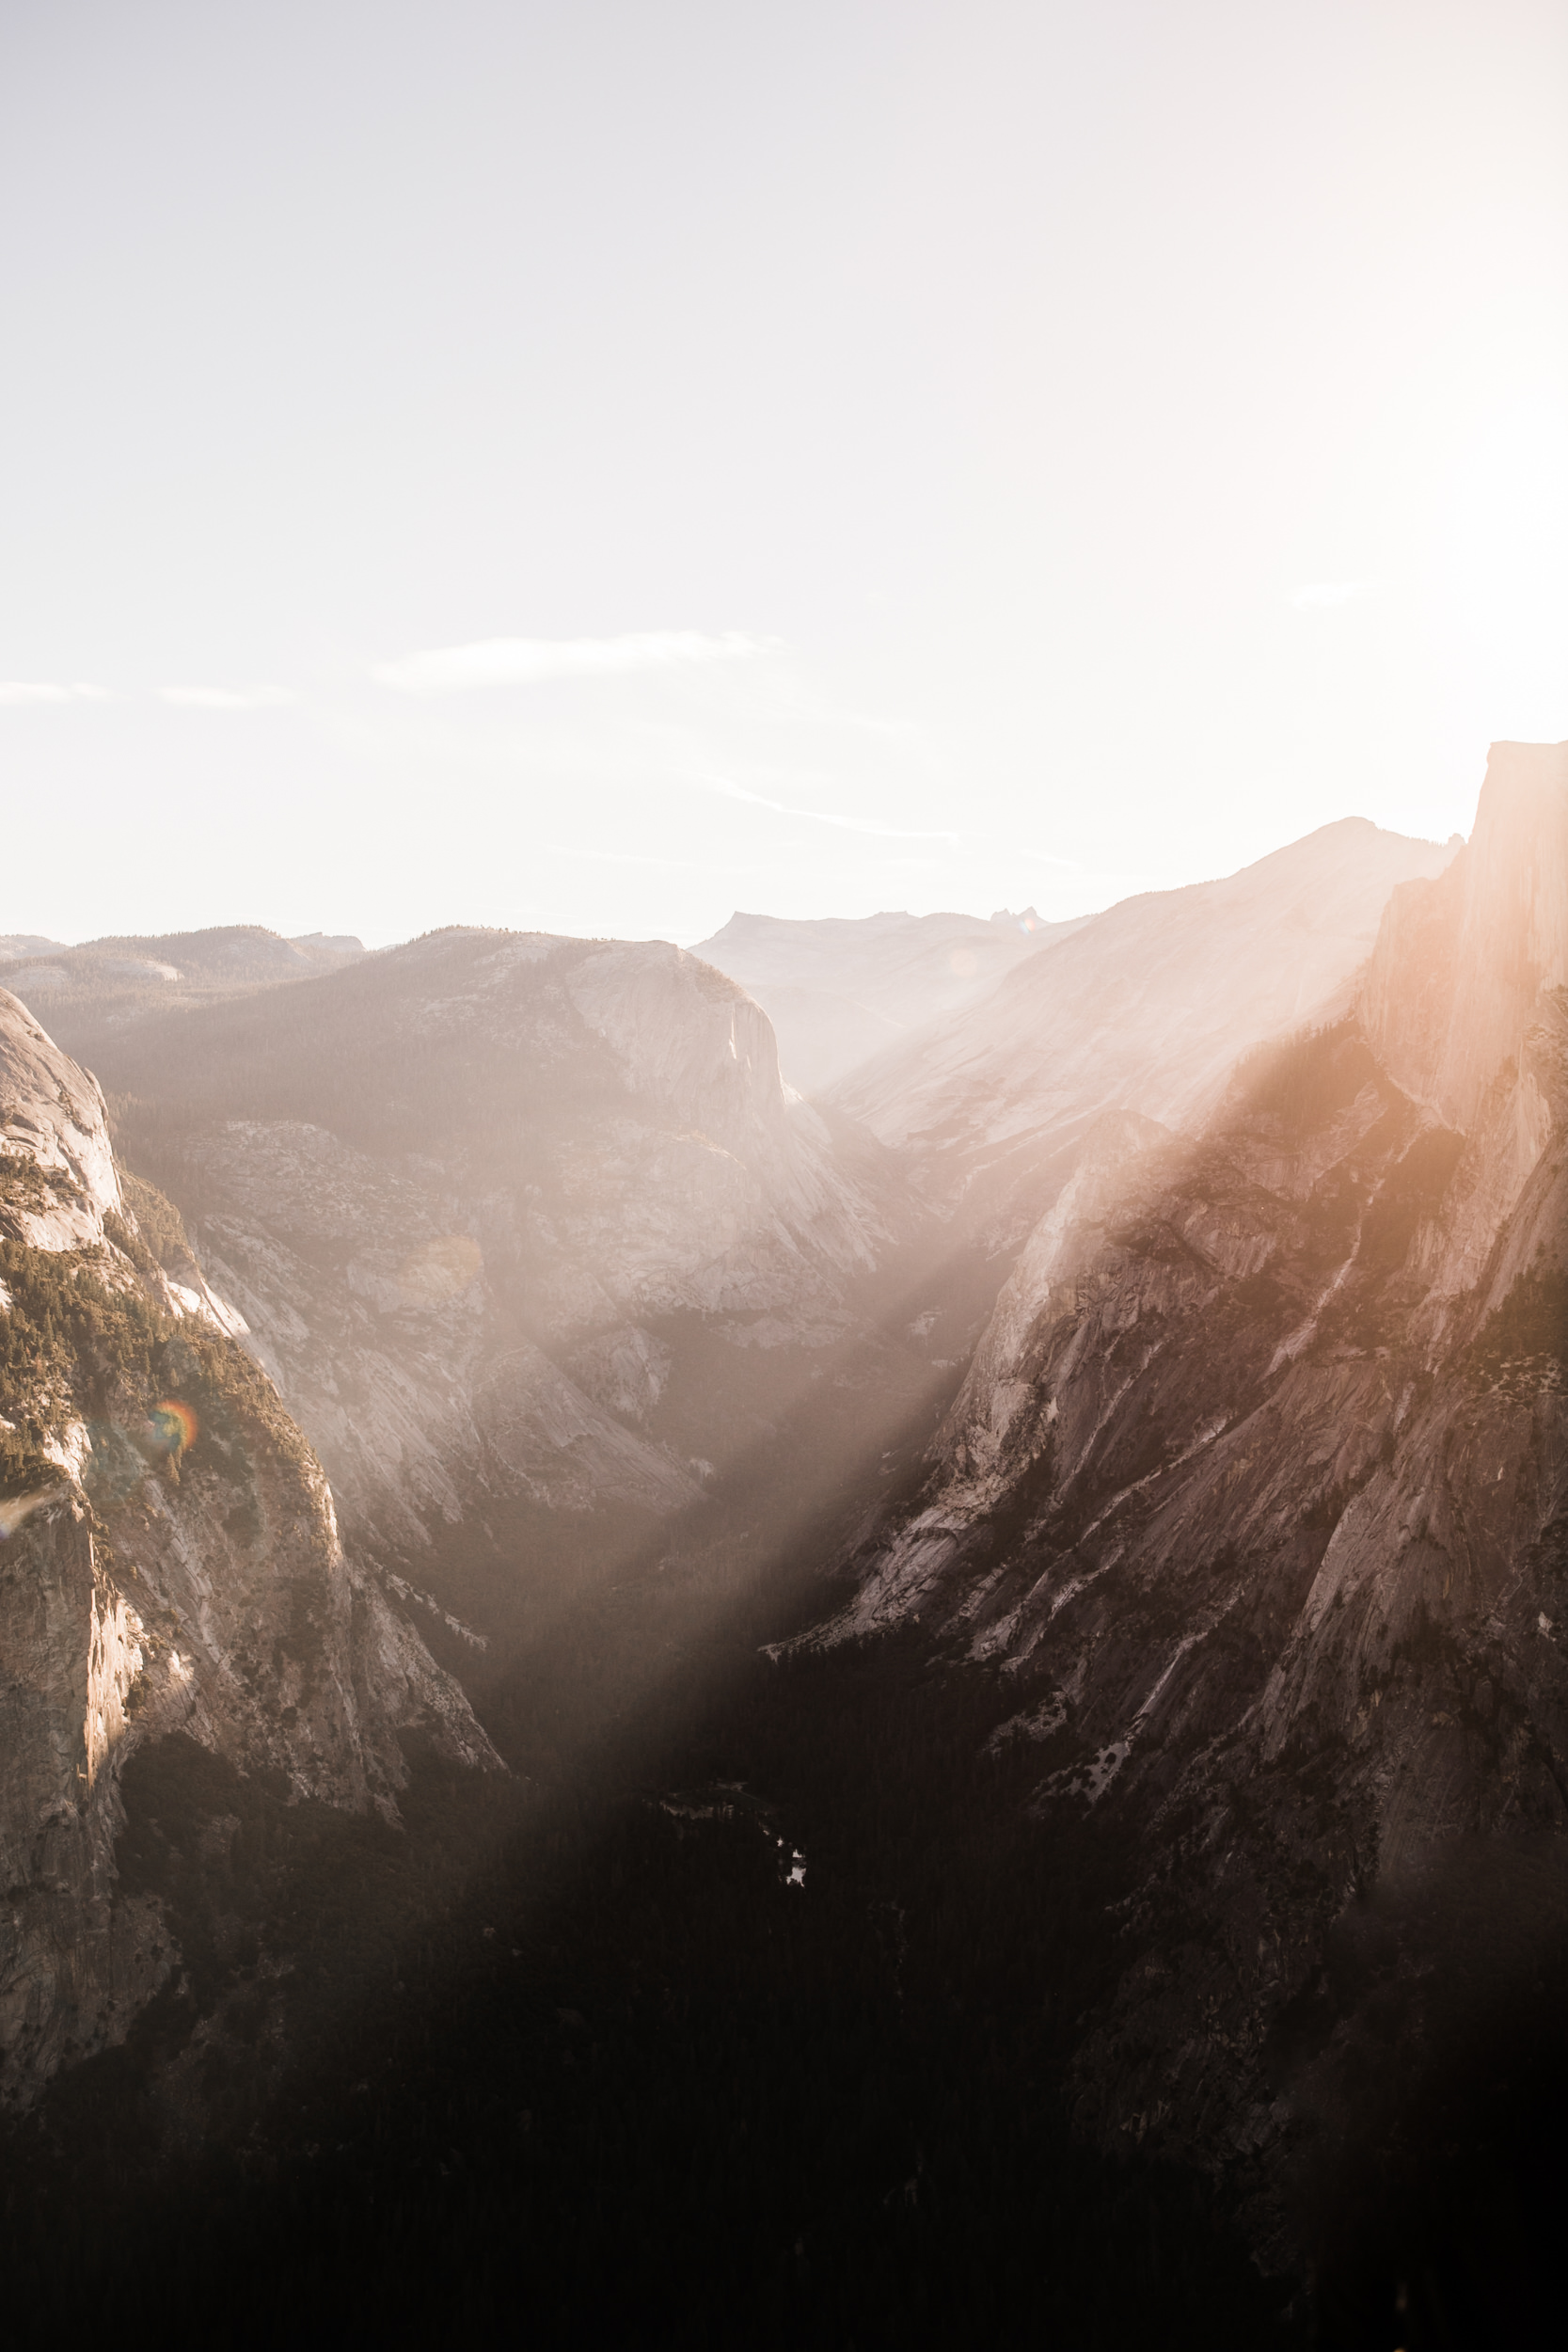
[1,992,499,2105]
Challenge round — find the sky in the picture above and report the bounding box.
[2,0,1564,948]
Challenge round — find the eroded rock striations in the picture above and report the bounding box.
[0,992,495,2104]
[831,743,1567,2226]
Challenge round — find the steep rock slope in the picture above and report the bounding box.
[0,992,495,2104]
[832,744,1567,2222]
[692,906,1083,1096]
[84,929,893,1556]
[830,818,1458,1240]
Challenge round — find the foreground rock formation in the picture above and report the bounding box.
[0,992,494,2103]
[832,742,1567,2227]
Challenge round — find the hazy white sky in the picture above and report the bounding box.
[3,0,1564,946]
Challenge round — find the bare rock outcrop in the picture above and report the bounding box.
[0,992,497,2105]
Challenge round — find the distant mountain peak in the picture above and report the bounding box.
[693,904,1082,1095]
[289,930,365,957]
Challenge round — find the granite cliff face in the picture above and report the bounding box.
[831,744,1567,2223]
[0,992,495,2104]
[85,929,893,1560]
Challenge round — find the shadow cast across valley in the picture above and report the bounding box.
[0,1230,1298,2348]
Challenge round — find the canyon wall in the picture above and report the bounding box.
[0,991,495,2103]
[828,748,1566,2233]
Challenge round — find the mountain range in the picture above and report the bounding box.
[1,747,1562,2341]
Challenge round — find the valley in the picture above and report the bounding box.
[0,749,1563,2345]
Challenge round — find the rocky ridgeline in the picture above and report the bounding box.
[829,815,1459,1243]
[0,925,365,1054]
[830,742,1568,2231]
[0,993,495,2104]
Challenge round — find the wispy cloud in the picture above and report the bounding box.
[0,681,105,705]
[159,684,296,709]
[705,773,959,843]
[373,630,771,694]
[1290,580,1370,610]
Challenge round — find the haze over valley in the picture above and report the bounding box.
[5,3,1565,2342]
[2,746,1564,2342]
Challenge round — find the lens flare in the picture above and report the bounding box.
[148,1399,198,1457]
[397,1233,483,1307]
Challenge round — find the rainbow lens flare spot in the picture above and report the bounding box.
[148,1399,198,1456]
[397,1232,483,1307]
